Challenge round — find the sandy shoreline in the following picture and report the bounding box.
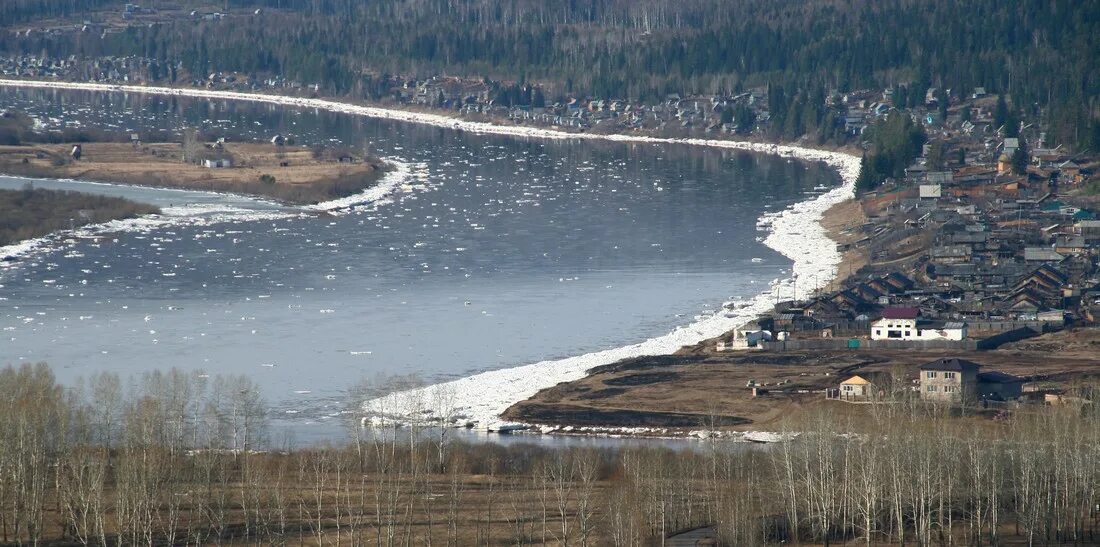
[0,78,862,434]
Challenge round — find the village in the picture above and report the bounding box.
[5,41,1100,422]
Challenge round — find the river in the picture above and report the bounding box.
[0,87,840,445]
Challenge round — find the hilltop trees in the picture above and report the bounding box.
[855,112,927,192]
[3,0,1098,149]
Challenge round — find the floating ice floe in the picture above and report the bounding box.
[0,78,859,438]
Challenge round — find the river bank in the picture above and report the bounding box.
[362,146,860,435]
[0,78,862,437]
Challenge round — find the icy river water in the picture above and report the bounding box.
[0,87,839,445]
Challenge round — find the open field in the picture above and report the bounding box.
[503,329,1100,432]
[0,142,388,204]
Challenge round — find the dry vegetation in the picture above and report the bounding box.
[819,198,868,292]
[0,186,159,246]
[0,141,388,205]
[6,362,1100,545]
[506,329,1100,433]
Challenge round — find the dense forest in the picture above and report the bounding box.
[6,362,1100,545]
[2,0,1098,150]
[0,0,116,26]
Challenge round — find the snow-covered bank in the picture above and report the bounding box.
[0,78,860,433]
[364,147,856,431]
[306,158,417,213]
[1,78,848,163]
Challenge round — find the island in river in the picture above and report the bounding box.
[0,140,390,205]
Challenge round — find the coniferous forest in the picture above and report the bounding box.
[2,0,1099,150]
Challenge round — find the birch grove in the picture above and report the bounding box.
[3,362,1100,545]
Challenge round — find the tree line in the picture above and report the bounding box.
[2,0,1098,150]
[5,362,1100,545]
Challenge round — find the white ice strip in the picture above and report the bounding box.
[2,78,849,170]
[0,201,298,268]
[306,159,417,212]
[0,78,860,432]
[365,149,859,432]
[0,160,419,266]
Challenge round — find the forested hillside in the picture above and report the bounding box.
[2,0,1098,147]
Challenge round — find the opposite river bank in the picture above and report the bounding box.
[0,79,860,442]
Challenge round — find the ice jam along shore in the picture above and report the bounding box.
[365,150,858,434]
[0,78,861,433]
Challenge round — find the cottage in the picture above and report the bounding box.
[931,245,972,264]
[919,184,942,199]
[202,157,232,168]
[837,375,874,400]
[1055,235,1088,255]
[1023,247,1066,262]
[1076,220,1100,237]
[716,329,772,351]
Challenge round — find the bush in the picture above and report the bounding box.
[0,188,160,245]
[259,174,276,185]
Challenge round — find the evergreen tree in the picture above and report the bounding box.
[994,95,1009,131]
[855,154,876,193]
[1012,138,1030,175]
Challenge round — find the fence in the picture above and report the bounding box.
[761,338,979,351]
[760,326,1043,352]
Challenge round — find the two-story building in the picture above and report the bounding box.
[919,358,1025,403]
[870,308,968,341]
[920,358,980,402]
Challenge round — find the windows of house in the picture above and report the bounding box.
[926,371,937,379]
[944,372,957,380]
[927,385,937,392]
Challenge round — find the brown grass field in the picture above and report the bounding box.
[505,329,1100,432]
[0,142,387,204]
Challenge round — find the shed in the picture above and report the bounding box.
[977,371,1024,401]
